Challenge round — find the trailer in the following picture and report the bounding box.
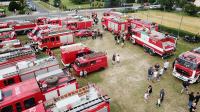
[130,28,176,58]
[23,84,110,112]
[173,47,200,83]
[60,43,92,66]
[0,56,59,89]
[0,46,36,69]
[0,69,78,112]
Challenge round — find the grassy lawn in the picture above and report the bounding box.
[33,1,58,11]
[49,0,90,9]
[128,10,200,34]
[0,6,13,16]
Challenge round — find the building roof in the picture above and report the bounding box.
[0,79,41,106]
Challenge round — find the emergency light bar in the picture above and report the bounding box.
[0,90,2,101]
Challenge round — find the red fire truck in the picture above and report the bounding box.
[64,17,93,30]
[73,52,108,76]
[0,39,21,48]
[0,69,78,112]
[37,29,74,50]
[130,28,176,58]
[60,43,92,66]
[0,28,16,42]
[5,20,36,34]
[27,25,61,40]
[127,18,159,31]
[101,16,128,34]
[23,84,110,112]
[173,47,200,83]
[0,46,36,69]
[0,56,59,89]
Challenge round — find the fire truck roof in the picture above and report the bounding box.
[0,79,40,105]
[0,66,17,79]
[181,50,200,63]
[77,52,106,62]
[44,84,110,111]
[60,43,87,53]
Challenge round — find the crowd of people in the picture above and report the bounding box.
[114,33,126,48]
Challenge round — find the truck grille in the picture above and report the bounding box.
[176,68,189,77]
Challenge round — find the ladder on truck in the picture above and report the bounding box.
[0,48,34,61]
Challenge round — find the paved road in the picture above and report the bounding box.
[0,5,141,21]
[28,0,49,13]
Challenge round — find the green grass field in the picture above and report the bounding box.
[33,1,59,11]
[129,10,200,34]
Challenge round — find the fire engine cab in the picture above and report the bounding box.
[101,16,128,34]
[173,47,200,83]
[0,28,16,42]
[73,52,108,76]
[23,84,110,112]
[0,69,78,112]
[37,29,74,50]
[0,56,59,89]
[127,18,159,31]
[60,43,92,66]
[0,46,36,69]
[130,28,176,58]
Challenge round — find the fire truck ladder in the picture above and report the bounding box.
[66,95,110,112]
[0,49,34,61]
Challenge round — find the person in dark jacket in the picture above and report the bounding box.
[189,102,197,112]
[194,92,200,104]
[188,92,195,108]
[147,85,153,96]
[160,89,165,103]
[181,80,190,94]
[147,67,154,81]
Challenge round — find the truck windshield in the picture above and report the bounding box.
[177,58,197,70]
[75,60,81,67]
[75,60,88,67]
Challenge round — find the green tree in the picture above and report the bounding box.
[158,0,175,10]
[184,3,199,16]
[8,0,21,11]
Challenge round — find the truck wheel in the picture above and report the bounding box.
[143,46,148,52]
[149,49,155,56]
[46,76,58,85]
[131,38,136,44]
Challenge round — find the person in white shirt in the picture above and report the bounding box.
[163,60,169,71]
[144,91,149,103]
[116,54,120,63]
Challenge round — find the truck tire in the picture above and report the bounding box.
[46,76,58,85]
[143,46,149,52]
[131,38,136,44]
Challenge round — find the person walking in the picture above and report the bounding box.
[188,92,195,108]
[153,70,158,82]
[154,63,160,71]
[144,91,149,103]
[121,37,125,48]
[163,60,169,71]
[147,66,153,81]
[80,70,84,77]
[189,103,197,112]
[147,85,153,96]
[114,34,118,44]
[158,67,164,81]
[116,54,120,63]
[194,92,200,104]
[181,80,190,94]
[83,70,87,77]
[112,54,116,65]
[160,89,165,103]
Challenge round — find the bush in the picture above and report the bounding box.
[8,1,21,11]
[184,3,199,16]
